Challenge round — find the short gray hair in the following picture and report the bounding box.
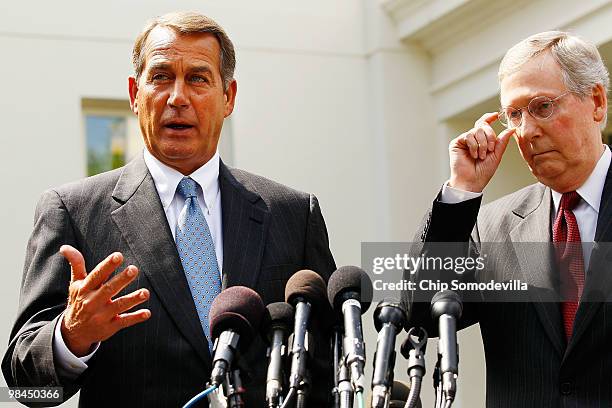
[133,11,236,90]
[499,31,609,127]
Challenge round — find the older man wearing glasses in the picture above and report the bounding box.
[408,31,612,407]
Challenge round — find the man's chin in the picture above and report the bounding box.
[154,148,215,174]
[531,166,582,192]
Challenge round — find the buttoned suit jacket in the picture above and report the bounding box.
[2,154,336,407]
[409,161,612,408]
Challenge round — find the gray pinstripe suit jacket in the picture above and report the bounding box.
[2,154,336,407]
[410,161,612,407]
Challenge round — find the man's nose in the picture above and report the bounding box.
[517,110,541,141]
[167,80,189,109]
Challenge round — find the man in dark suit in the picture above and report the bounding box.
[409,31,612,407]
[2,11,335,407]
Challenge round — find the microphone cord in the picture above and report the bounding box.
[404,376,422,408]
[182,384,219,408]
[355,390,365,408]
[433,361,442,408]
[296,392,307,408]
[280,387,296,408]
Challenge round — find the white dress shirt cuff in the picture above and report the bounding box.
[53,312,100,379]
[440,181,483,204]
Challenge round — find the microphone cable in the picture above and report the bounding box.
[433,361,442,408]
[355,389,365,408]
[182,384,219,408]
[280,387,296,408]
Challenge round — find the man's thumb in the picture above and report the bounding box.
[495,128,516,158]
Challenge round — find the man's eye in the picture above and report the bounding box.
[190,75,209,83]
[538,102,553,110]
[509,110,522,119]
[152,73,170,81]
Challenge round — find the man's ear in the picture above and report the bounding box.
[592,83,607,123]
[128,76,139,115]
[223,79,237,118]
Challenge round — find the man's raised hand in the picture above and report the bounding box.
[448,112,516,193]
[59,245,151,357]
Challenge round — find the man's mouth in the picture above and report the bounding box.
[164,123,194,130]
[532,150,555,160]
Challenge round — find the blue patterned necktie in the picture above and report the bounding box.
[175,177,222,352]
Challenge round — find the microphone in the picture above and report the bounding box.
[331,322,353,408]
[284,269,329,404]
[370,299,407,408]
[209,286,265,387]
[327,266,373,393]
[261,302,294,408]
[430,290,462,407]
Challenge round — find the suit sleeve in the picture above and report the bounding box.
[2,189,83,406]
[404,188,482,337]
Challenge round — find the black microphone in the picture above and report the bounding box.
[370,299,407,408]
[327,266,373,393]
[209,286,265,387]
[284,269,329,403]
[430,290,462,406]
[262,302,294,408]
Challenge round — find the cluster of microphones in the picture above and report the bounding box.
[182,266,464,408]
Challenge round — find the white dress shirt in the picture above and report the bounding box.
[441,145,611,266]
[53,149,224,379]
[143,148,223,271]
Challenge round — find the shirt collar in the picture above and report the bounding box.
[143,148,220,212]
[551,145,611,214]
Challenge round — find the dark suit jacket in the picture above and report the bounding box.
[410,163,612,407]
[2,154,336,407]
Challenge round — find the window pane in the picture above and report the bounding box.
[86,115,127,176]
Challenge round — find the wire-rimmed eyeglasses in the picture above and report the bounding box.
[498,91,572,128]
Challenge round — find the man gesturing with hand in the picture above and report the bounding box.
[408,31,612,407]
[59,246,150,358]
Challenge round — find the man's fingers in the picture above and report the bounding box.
[108,288,149,315]
[82,252,124,291]
[112,309,151,330]
[464,131,479,159]
[60,245,87,282]
[476,112,499,126]
[94,265,140,302]
[480,124,497,152]
[474,128,488,159]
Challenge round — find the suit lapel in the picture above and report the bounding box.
[567,157,612,353]
[509,185,565,356]
[219,161,270,290]
[110,155,212,367]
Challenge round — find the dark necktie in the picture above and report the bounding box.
[552,191,585,341]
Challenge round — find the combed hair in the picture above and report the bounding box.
[132,11,235,90]
[499,31,609,127]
